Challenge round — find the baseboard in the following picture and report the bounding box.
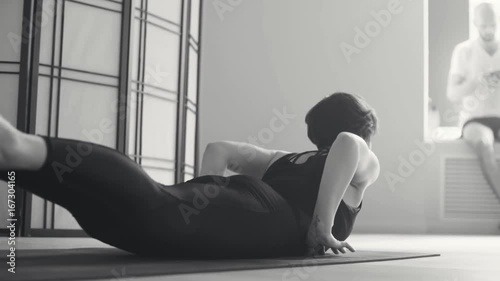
[28,229,90,237]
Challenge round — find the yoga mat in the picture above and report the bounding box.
[0,247,440,281]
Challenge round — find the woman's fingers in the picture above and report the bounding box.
[306,241,355,257]
[326,241,355,255]
[343,242,356,252]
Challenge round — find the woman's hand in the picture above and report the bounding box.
[304,215,355,256]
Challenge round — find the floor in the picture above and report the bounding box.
[4,234,500,281]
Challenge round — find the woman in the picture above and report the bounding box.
[0,92,379,259]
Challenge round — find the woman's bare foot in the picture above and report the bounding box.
[0,115,23,170]
[0,114,47,170]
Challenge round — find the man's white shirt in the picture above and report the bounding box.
[449,38,500,126]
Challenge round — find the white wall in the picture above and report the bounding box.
[199,0,498,234]
[429,0,469,127]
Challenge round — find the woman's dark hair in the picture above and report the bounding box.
[305,92,378,150]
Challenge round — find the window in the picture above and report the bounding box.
[428,0,500,142]
[0,0,203,237]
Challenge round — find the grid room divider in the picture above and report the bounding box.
[0,0,202,237]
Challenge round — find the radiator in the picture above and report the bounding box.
[441,156,500,220]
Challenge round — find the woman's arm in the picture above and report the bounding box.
[199,142,228,176]
[199,140,290,178]
[312,133,361,235]
[305,132,379,256]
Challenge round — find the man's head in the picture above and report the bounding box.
[474,3,497,42]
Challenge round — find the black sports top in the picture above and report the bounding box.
[261,148,363,241]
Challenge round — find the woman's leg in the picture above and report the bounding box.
[0,114,47,170]
[0,115,177,255]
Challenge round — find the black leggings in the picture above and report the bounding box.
[0,136,305,259]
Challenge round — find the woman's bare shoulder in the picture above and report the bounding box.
[325,132,380,190]
[265,150,294,171]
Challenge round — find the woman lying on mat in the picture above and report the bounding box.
[0,92,379,259]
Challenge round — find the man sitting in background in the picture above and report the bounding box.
[447,3,500,201]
